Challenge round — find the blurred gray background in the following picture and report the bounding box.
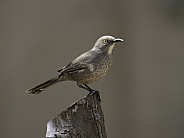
[1,0,184,138]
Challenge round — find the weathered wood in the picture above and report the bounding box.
[46,92,107,138]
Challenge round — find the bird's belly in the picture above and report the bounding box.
[75,62,112,84]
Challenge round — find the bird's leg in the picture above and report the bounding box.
[83,84,101,101]
[77,83,92,92]
[77,83,100,95]
[83,84,100,94]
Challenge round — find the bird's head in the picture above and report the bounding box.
[93,35,123,55]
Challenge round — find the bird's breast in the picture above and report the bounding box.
[78,55,113,84]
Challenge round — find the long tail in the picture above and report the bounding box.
[26,77,59,95]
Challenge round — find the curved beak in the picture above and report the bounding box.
[113,38,124,43]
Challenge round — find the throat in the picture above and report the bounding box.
[107,44,115,55]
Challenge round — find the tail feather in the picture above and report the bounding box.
[26,77,59,95]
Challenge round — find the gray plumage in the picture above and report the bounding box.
[26,35,123,94]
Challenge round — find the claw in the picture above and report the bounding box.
[88,90,101,101]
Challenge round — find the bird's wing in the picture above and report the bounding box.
[57,62,86,74]
[57,50,99,74]
[57,51,91,73]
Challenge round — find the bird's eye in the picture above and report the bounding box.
[103,39,108,44]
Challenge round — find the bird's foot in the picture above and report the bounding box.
[88,90,101,101]
[89,90,100,95]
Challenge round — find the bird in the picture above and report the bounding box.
[26,35,123,95]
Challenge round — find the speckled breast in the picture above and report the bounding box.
[77,56,113,84]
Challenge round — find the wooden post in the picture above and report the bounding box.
[46,92,107,138]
